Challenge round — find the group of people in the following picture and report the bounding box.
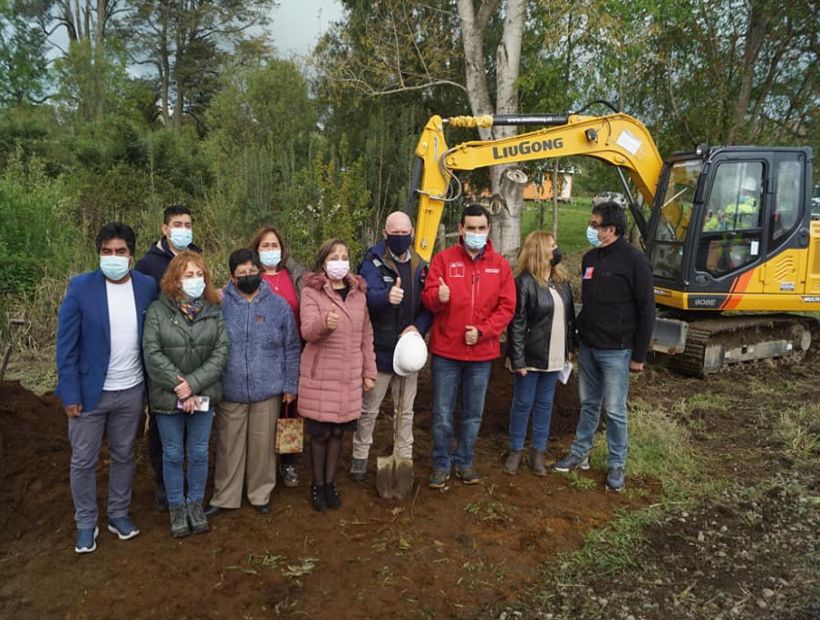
[55,200,655,555]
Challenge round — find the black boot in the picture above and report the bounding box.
[169,505,190,538]
[325,482,342,510]
[187,501,209,534]
[310,484,327,513]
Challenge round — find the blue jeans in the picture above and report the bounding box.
[431,355,492,471]
[508,370,560,452]
[155,410,214,507]
[570,345,631,467]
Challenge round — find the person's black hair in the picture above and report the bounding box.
[591,202,627,236]
[460,203,491,225]
[163,203,192,224]
[229,248,261,274]
[95,222,136,256]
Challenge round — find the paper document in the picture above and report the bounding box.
[559,362,573,385]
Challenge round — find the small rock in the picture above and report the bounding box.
[762,588,775,599]
[756,599,767,609]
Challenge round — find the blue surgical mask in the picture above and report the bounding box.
[259,250,281,268]
[182,277,205,299]
[169,227,193,249]
[100,256,130,281]
[586,226,602,247]
[464,232,488,251]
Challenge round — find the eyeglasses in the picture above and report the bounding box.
[588,220,606,229]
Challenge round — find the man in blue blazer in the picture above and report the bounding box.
[56,222,158,554]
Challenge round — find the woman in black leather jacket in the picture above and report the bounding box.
[503,231,575,476]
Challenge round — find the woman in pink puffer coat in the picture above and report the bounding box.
[299,238,377,512]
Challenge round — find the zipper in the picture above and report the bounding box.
[244,299,251,403]
[469,258,481,360]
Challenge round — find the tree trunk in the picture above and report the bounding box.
[457,0,526,260]
[490,168,528,263]
[160,1,171,125]
[729,1,769,143]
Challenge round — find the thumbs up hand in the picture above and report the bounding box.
[388,276,404,305]
[326,309,339,330]
[438,277,450,304]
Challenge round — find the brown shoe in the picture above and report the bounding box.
[529,448,547,476]
[502,449,524,475]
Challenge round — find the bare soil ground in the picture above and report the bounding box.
[1,349,818,619]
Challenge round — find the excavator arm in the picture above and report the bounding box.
[409,113,664,261]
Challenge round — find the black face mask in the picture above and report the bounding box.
[386,234,412,256]
[550,247,562,267]
[236,274,262,295]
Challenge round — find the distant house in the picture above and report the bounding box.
[523,171,574,203]
[464,168,576,204]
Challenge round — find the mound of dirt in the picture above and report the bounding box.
[0,381,67,542]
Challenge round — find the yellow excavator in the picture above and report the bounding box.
[406,110,820,376]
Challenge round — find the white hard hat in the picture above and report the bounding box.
[393,331,428,376]
[742,176,757,193]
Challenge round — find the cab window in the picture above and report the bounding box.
[696,161,764,277]
[770,159,801,247]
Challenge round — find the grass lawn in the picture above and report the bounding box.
[521,197,594,254]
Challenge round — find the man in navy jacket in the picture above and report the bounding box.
[56,222,157,553]
[350,211,432,481]
[134,204,201,510]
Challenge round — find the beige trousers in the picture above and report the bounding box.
[352,371,418,460]
[211,397,280,508]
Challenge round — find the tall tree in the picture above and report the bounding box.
[128,0,275,132]
[0,0,51,105]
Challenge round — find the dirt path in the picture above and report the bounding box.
[0,368,655,620]
[1,351,817,619]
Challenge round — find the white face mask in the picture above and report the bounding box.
[586,225,602,247]
[182,277,205,299]
[325,260,350,280]
[259,250,281,268]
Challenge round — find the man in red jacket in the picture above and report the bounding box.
[422,204,516,488]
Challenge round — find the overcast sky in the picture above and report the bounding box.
[270,0,344,58]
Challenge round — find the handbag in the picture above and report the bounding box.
[275,401,304,454]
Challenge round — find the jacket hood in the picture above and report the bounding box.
[303,271,367,292]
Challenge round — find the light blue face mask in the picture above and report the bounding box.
[169,227,193,249]
[100,256,130,281]
[182,277,205,299]
[259,250,281,268]
[586,226,602,247]
[464,232,488,251]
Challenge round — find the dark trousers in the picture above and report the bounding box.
[148,409,164,487]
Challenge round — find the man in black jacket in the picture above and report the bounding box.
[552,201,655,491]
[134,204,202,510]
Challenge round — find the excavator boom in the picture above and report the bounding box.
[410,113,663,261]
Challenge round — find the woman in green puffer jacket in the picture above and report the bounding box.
[142,251,229,539]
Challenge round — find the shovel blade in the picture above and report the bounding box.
[376,455,414,499]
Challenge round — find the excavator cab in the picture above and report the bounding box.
[645,146,817,312]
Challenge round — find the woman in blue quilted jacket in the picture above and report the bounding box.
[206,248,301,518]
